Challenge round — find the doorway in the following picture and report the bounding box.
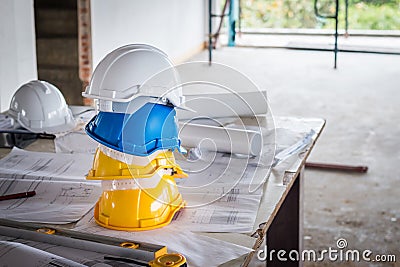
[34,0,83,105]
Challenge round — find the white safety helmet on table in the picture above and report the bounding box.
[8,80,76,134]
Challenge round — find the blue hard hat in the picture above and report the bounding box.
[85,103,180,156]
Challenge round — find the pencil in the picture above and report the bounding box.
[0,191,36,201]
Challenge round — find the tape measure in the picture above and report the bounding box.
[149,253,187,267]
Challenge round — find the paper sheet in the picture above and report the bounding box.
[74,213,252,267]
[0,147,93,180]
[0,148,100,223]
[172,194,263,233]
[0,241,86,267]
[0,235,115,266]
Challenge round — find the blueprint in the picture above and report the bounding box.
[173,151,267,232]
[0,241,86,267]
[0,148,101,223]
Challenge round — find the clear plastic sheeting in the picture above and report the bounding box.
[54,131,97,154]
[54,106,97,154]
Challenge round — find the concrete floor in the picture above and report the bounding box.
[189,45,400,266]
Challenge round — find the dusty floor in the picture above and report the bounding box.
[190,43,400,266]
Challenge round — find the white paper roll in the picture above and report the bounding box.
[179,123,262,156]
[177,90,268,120]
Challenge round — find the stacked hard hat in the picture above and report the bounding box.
[83,44,187,231]
[8,80,76,134]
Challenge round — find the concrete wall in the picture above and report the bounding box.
[91,0,206,67]
[0,0,37,112]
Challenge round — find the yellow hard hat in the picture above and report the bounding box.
[86,148,187,180]
[94,172,184,231]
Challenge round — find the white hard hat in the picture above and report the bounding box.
[8,80,76,134]
[82,44,185,111]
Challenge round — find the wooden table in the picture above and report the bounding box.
[0,116,325,267]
